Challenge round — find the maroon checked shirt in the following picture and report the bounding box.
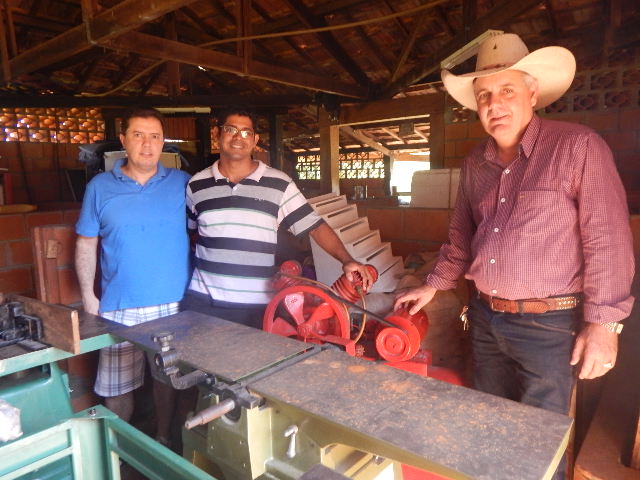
[426,115,634,324]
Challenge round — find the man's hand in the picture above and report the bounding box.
[570,323,618,379]
[82,294,100,316]
[394,285,437,315]
[342,261,375,292]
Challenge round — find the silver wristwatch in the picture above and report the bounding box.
[600,322,623,334]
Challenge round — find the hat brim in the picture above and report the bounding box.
[441,46,576,111]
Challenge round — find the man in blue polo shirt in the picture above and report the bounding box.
[75,107,190,445]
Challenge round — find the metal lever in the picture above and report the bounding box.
[284,425,298,458]
[184,398,237,430]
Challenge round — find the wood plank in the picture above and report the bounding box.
[9,0,198,78]
[32,226,61,304]
[339,92,445,126]
[102,32,367,98]
[3,293,80,354]
[340,125,393,157]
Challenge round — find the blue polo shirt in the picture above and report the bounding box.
[76,160,190,313]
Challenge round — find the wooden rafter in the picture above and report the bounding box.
[254,0,369,35]
[101,31,367,98]
[382,0,544,97]
[77,56,102,91]
[164,13,181,96]
[344,11,393,75]
[237,0,252,74]
[251,2,328,75]
[9,0,198,78]
[0,1,11,81]
[381,127,404,143]
[341,125,393,157]
[10,12,71,33]
[2,0,16,57]
[281,0,371,87]
[388,8,430,84]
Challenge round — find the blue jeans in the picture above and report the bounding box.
[469,296,579,479]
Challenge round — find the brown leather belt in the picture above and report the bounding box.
[479,292,582,314]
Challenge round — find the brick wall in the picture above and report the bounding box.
[356,204,452,258]
[0,209,80,296]
[0,142,83,205]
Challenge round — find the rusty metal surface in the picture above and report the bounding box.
[249,349,572,480]
[113,311,313,382]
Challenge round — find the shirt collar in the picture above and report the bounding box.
[111,157,168,182]
[483,114,541,163]
[211,159,266,182]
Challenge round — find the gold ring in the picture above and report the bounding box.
[603,362,613,368]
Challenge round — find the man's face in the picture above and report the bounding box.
[473,70,538,147]
[216,114,259,161]
[119,116,164,171]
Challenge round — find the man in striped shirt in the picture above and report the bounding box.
[182,107,373,328]
[395,33,633,478]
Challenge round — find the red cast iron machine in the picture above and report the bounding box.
[263,260,456,379]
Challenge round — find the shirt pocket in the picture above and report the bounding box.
[507,190,577,235]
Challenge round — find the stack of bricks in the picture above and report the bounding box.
[0,210,80,296]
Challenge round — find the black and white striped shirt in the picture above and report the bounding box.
[187,160,322,307]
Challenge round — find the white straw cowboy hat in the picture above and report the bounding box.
[441,33,576,111]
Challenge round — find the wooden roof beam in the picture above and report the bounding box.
[9,0,198,78]
[281,0,371,88]
[382,0,543,97]
[387,8,430,84]
[341,126,392,157]
[252,1,329,75]
[101,31,367,98]
[0,93,312,108]
[381,127,404,143]
[253,0,368,35]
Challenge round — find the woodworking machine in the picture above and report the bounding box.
[117,310,572,480]
[0,294,573,480]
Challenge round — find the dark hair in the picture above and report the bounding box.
[120,107,166,136]
[215,107,258,131]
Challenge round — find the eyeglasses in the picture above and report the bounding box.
[221,124,255,139]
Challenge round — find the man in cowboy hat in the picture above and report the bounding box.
[396,32,633,475]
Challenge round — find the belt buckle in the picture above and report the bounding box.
[489,297,506,313]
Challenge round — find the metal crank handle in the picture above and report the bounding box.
[184,398,236,430]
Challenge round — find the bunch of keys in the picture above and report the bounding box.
[459,305,469,331]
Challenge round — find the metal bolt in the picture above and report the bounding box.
[88,408,97,417]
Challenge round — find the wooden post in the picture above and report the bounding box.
[164,12,180,96]
[0,3,11,81]
[318,106,340,194]
[268,111,283,170]
[429,112,445,169]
